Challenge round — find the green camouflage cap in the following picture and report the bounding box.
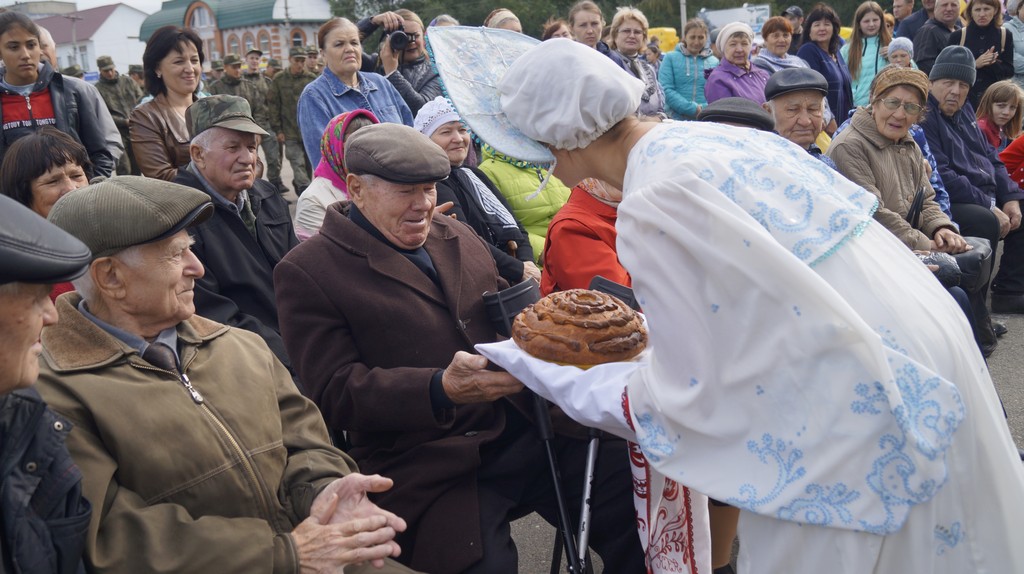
[246,47,263,57]
[97,55,115,70]
[211,59,224,71]
[289,46,307,58]
[186,94,269,139]
[305,44,318,55]
[223,53,243,67]
[128,64,143,74]
[267,58,282,69]
[61,64,83,78]
[48,176,214,259]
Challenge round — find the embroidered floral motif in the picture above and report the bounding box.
[636,413,679,463]
[728,433,807,508]
[935,521,963,555]
[777,483,859,526]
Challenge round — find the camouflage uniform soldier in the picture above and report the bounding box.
[127,64,145,91]
[60,64,83,79]
[208,54,282,189]
[96,55,144,175]
[243,48,283,191]
[268,47,317,194]
[305,45,321,75]
[208,59,224,84]
[265,58,282,80]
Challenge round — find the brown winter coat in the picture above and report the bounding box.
[128,93,195,181]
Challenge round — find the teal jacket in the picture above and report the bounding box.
[841,35,889,107]
[659,45,719,120]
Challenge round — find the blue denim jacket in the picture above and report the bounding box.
[297,67,413,167]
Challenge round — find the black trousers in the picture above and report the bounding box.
[464,411,646,574]
[950,203,1000,344]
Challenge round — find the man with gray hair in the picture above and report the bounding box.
[0,195,92,574]
[36,25,58,67]
[762,67,836,169]
[40,176,417,573]
[173,94,298,374]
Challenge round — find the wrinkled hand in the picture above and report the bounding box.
[277,132,286,144]
[1004,200,1022,231]
[521,260,541,283]
[442,351,524,404]
[931,228,971,254]
[293,474,405,572]
[371,11,404,31]
[993,205,1012,237]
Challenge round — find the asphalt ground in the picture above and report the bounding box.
[275,154,1023,574]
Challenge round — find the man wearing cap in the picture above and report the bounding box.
[763,67,836,168]
[127,64,145,90]
[269,47,317,194]
[912,0,961,73]
[171,95,298,375]
[896,0,936,40]
[782,6,805,54]
[60,64,84,79]
[265,58,282,80]
[39,176,417,574]
[208,59,224,83]
[274,122,645,574]
[96,55,145,175]
[697,96,776,131]
[923,45,1024,315]
[305,45,322,75]
[0,195,92,574]
[244,48,284,190]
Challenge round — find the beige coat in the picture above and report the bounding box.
[828,107,956,250]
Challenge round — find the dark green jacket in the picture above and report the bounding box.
[208,75,269,126]
[268,69,316,139]
[95,73,143,131]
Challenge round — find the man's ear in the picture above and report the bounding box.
[189,144,205,167]
[91,257,127,300]
[347,173,364,207]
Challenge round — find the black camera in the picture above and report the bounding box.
[387,22,409,52]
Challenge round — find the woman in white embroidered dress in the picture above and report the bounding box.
[432,33,1024,574]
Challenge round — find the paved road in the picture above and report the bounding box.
[275,157,1024,573]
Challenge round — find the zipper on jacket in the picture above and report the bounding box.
[130,360,277,530]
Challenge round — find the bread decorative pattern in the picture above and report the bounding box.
[511,289,647,365]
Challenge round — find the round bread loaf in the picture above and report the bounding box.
[511,289,647,365]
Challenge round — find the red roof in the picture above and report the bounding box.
[35,4,120,44]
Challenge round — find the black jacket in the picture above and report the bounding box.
[0,63,120,177]
[948,24,1015,108]
[175,169,299,371]
[435,167,534,284]
[0,388,90,574]
[914,18,961,73]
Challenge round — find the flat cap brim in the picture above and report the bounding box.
[216,117,270,136]
[0,195,91,284]
[697,97,775,132]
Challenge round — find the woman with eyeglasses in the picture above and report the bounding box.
[828,66,970,254]
[609,7,665,116]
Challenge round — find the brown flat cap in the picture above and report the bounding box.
[344,123,450,184]
[48,176,213,259]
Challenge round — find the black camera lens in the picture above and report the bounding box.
[388,22,409,52]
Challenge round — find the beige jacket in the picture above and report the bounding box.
[829,107,956,250]
[36,294,357,573]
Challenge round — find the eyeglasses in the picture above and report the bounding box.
[877,97,924,115]
[618,28,646,36]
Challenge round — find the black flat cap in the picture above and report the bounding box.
[697,97,775,132]
[0,195,91,285]
[344,123,451,184]
[764,68,829,101]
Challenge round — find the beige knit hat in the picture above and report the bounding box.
[871,65,931,107]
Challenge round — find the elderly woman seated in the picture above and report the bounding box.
[415,97,540,284]
[705,22,770,105]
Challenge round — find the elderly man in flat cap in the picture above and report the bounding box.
[0,195,92,574]
[274,123,644,574]
[173,95,299,377]
[763,67,837,169]
[38,176,417,574]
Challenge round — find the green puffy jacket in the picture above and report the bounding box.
[477,144,571,264]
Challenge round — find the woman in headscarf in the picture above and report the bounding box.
[704,21,770,104]
[293,109,378,240]
[430,31,1024,574]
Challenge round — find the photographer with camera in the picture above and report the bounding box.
[356,10,443,115]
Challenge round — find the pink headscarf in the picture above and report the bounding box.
[313,109,380,193]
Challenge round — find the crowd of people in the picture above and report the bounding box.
[2,1,1024,574]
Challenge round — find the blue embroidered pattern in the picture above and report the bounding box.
[935,522,963,555]
[778,483,859,526]
[636,413,679,463]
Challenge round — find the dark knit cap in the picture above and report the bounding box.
[48,176,213,259]
[697,97,775,131]
[929,45,977,87]
[344,123,451,184]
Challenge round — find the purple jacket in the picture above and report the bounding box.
[704,59,770,104]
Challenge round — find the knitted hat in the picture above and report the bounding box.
[929,45,976,86]
[716,22,754,55]
[888,36,914,58]
[48,176,213,259]
[871,65,931,106]
[414,96,461,137]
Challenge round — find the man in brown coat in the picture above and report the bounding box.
[274,123,644,574]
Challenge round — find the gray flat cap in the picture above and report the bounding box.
[48,176,214,259]
[0,195,91,285]
[697,97,775,132]
[765,67,828,101]
[344,123,451,184]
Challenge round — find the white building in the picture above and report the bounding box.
[36,3,149,74]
